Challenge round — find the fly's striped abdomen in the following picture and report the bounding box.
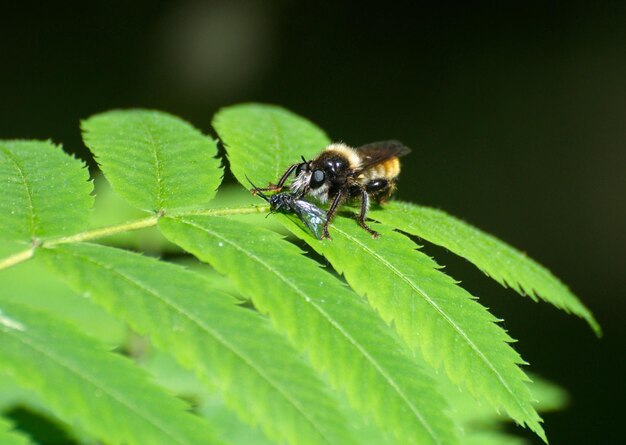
[358,156,401,182]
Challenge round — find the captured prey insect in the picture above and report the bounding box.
[252,140,411,238]
[247,177,328,240]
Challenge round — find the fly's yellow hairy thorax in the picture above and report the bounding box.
[323,143,362,170]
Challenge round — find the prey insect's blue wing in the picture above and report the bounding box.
[255,189,327,240]
[292,200,328,240]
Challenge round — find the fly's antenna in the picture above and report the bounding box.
[245,175,270,203]
[300,155,309,166]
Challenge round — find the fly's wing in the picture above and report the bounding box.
[355,140,411,172]
[292,200,328,240]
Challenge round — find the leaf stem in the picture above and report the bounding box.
[44,215,160,247]
[0,205,270,271]
[0,248,35,271]
[169,205,269,217]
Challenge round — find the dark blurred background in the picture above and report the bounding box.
[1,1,624,443]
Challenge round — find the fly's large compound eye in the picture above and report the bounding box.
[310,169,326,188]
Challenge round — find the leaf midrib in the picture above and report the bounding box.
[139,119,165,210]
[52,246,336,445]
[332,225,536,424]
[268,112,286,181]
[3,324,191,445]
[0,146,37,238]
[175,216,442,445]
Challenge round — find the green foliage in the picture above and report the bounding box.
[0,416,35,445]
[464,431,529,445]
[0,104,598,444]
[437,370,568,430]
[159,215,458,445]
[213,103,329,186]
[40,242,355,445]
[0,253,125,346]
[279,216,544,439]
[82,110,222,211]
[215,104,559,441]
[368,203,601,335]
[0,302,220,445]
[0,140,93,243]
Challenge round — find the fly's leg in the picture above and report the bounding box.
[322,190,347,240]
[357,189,379,238]
[249,163,300,195]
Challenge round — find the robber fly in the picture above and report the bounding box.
[252,140,410,238]
[248,177,328,240]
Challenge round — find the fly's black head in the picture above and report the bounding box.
[308,153,348,190]
[294,156,310,177]
[290,156,315,197]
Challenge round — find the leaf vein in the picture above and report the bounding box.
[268,113,285,181]
[139,119,165,210]
[0,146,37,237]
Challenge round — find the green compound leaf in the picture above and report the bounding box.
[0,140,93,243]
[0,301,221,445]
[159,215,459,445]
[213,103,329,186]
[369,202,601,336]
[40,243,355,445]
[82,110,222,212]
[214,103,546,440]
[282,216,545,442]
[0,416,34,445]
